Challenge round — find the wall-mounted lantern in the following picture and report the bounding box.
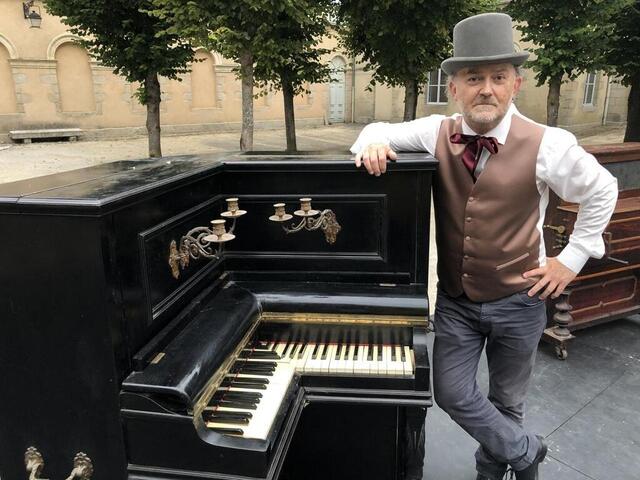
[23,1,43,28]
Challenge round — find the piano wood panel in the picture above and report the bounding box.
[543,144,640,358]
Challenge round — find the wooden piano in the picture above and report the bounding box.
[543,143,640,359]
[0,153,436,480]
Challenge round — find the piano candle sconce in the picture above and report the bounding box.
[168,198,247,279]
[269,197,341,244]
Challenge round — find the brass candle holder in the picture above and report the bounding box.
[168,198,247,279]
[269,197,341,244]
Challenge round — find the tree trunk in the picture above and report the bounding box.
[624,74,640,142]
[403,79,419,121]
[239,51,254,151]
[145,72,162,158]
[283,79,297,152]
[546,75,562,127]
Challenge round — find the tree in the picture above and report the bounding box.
[507,0,630,127]
[44,0,194,158]
[252,1,334,151]
[337,0,497,121]
[604,0,640,141]
[151,0,271,151]
[152,0,333,152]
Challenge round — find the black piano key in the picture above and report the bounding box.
[335,344,342,360]
[208,427,244,436]
[208,416,250,425]
[401,347,406,362]
[353,346,358,361]
[209,399,258,410]
[231,362,275,373]
[321,344,328,360]
[391,345,396,361]
[208,410,252,421]
[311,343,320,359]
[298,344,308,359]
[229,376,269,385]
[377,345,383,361]
[239,368,274,376]
[213,391,262,401]
[243,360,278,368]
[229,382,268,390]
[367,345,373,361]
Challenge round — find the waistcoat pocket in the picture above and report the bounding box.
[495,252,530,271]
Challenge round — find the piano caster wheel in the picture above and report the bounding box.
[555,345,568,360]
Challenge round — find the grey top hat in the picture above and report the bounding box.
[441,13,529,76]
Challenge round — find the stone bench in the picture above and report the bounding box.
[9,128,83,144]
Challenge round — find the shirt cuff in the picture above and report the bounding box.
[556,243,590,274]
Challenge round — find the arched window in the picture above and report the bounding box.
[191,50,217,108]
[0,43,17,114]
[55,43,95,112]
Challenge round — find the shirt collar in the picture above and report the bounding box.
[461,103,516,145]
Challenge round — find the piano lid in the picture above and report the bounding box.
[237,281,429,318]
[122,283,260,407]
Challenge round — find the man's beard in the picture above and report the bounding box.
[464,104,504,125]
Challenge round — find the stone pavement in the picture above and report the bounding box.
[0,123,626,184]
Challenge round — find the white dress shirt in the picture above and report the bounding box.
[350,104,619,274]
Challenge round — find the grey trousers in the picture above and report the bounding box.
[432,287,546,478]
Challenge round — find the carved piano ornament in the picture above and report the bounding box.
[0,153,435,480]
[543,143,640,359]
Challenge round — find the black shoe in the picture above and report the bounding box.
[514,435,548,480]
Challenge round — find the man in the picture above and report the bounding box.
[350,13,618,480]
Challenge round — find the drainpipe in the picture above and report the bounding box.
[602,75,612,126]
[351,56,356,123]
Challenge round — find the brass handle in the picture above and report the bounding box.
[543,224,566,234]
[65,452,93,480]
[25,447,48,480]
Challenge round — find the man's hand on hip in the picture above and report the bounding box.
[355,143,398,176]
[522,257,578,300]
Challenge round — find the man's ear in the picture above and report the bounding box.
[448,79,457,101]
[513,74,523,96]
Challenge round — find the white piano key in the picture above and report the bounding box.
[402,345,414,376]
[387,345,404,376]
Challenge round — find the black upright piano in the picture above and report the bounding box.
[0,153,436,480]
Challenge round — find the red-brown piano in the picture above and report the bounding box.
[543,143,640,359]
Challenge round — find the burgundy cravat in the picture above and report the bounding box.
[449,133,499,180]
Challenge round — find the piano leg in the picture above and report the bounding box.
[401,406,426,480]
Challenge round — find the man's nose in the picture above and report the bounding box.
[479,79,493,96]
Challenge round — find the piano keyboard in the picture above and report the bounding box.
[268,341,414,377]
[203,342,415,439]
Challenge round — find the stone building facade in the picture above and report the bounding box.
[0,0,629,142]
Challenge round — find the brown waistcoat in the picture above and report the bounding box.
[433,114,545,302]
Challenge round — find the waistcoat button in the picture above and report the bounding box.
[463,273,470,278]
[468,196,475,202]
[466,217,472,222]
[465,236,471,241]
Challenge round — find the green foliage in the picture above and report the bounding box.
[605,0,640,85]
[43,0,194,103]
[336,0,499,93]
[507,0,632,86]
[152,0,334,95]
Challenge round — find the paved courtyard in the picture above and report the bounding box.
[0,123,626,184]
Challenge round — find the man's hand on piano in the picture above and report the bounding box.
[522,257,578,300]
[355,143,398,176]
